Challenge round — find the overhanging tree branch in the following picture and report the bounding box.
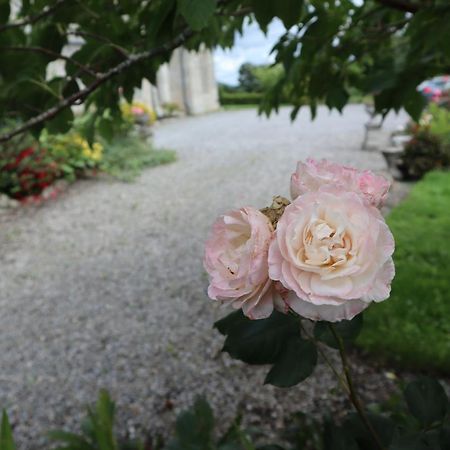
[0,28,194,143]
[0,46,99,78]
[0,0,68,33]
[375,0,419,13]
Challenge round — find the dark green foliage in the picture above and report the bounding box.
[1,0,449,141]
[219,92,263,106]
[167,396,282,450]
[166,397,215,450]
[314,315,363,349]
[238,63,262,93]
[49,389,144,450]
[215,310,317,388]
[404,377,448,427]
[308,377,449,450]
[358,171,450,373]
[264,337,317,387]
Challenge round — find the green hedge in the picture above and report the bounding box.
[219,92,263,105]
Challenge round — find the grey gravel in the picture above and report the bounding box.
[0,105,411,449]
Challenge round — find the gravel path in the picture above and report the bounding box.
[0,105,409,448]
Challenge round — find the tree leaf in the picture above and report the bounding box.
[0,411,16,450]
[0,0,10,23]
[250,0,276,29]
[45,107,74,134]
[214,310,299,365]
[177,0,216,31]
[314,315,363,349]
[264,336,317,388]
[404,377,448,427]
[403,89,426,122]
[275,0,303,29]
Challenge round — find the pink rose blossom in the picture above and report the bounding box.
[268,188,395,322]
[204,207,281,319]
[290,159,390,208]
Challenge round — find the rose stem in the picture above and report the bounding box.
[298,320,350,396]
[328,324,386,450]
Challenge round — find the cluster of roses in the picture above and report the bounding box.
[204,159,395,322]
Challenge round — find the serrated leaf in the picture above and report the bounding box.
[325,85,349,112]
[404,89,426,121]
[177,0,216,31]
[404,377,448,427]
[250,0,276,29]
[314,315,363,349]
[275,0,303,29]
[215,310,299,365]
[264,337,317,388]
[46,107,74,134]
[0,411,16,450]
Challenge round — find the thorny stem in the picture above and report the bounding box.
[329,324,386,450]
[298,320,350,396]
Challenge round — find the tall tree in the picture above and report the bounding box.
[0,0,448,143]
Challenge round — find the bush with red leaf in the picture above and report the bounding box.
[1,133,61,200]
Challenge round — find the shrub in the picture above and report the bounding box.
[219,91,263,105]
[427,103,450,145]
[0,145,60,199]
[40,131,104,182]
[162,102,181,117]
[399,131,449,180]
[121,101,157,126]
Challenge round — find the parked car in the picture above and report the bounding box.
[418,75,450,106]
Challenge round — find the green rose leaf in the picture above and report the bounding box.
[214,310,299,365]
[389,433,432,450]
[323,419,359,450]
[404,377,448,427]
[167,397,215,449]
[313,314,363,349]
[343,412,395,449]
[264,336,317,388]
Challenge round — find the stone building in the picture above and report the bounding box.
[136,47,220,116]
[47,40,219,117]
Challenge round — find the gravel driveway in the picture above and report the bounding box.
[0,105,408,448]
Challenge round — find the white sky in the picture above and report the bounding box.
[213,19,286,86]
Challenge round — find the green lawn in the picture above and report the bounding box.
[358,171,450,373]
